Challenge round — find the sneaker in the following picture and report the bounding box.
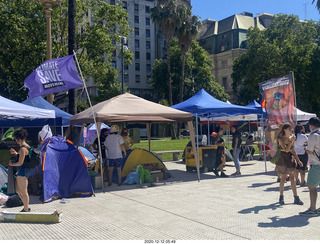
[296,179,301,185]
[220,172,229,178]
[277,178,281,183]
[279,195,284,205]
[299,208,317,216]
[20,208,31,212]
[213,169,220,177]
[300,182,307,187]
[294,196,304,205]
[231,172,241,176]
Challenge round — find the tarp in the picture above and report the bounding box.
[0,95,55,122]
[21,96,72,126]
[70,93,193,124]
[38,136,94,202]
[296,108,316,121]
[171,89,258,118]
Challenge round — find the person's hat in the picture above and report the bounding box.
[110,125,120,133]
[308,117,320,127]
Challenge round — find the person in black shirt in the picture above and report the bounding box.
[93,128,109,180]
[211,127,228,177]
[231,125,242,176]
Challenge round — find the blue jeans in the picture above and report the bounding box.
[233,148,241,170]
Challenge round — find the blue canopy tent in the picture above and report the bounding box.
[171,89,266,177]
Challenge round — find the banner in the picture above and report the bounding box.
[259,73,296,130]
[24,55,83,98]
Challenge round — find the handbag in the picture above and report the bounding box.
[270,147,281,164]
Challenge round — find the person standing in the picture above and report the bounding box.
[121,128,134,152]
[231,125,242,176]
[93,128,109,180]
[276,123,303,205]
[211,127,228,177]
[299,117,320,216]
[8,128,32,212]
[104,125,126,186]
[294,125,308,187]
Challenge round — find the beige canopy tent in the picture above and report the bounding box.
[69,93,199,189]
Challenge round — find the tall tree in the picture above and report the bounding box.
[152,40,228,104]
[0,0,132,106]
[232,14,319,111]
[313,0,320,11]
[151,0,180,106]
[176,5,200,102]
[68,0,76,115]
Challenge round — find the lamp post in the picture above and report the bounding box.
[37,0,61,104]
[121,36,125,94]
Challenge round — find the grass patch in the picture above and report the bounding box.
[132,138,190,161]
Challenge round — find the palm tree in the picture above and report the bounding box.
[176,5,200,102]
[313,0,320,12]
[151,0,180,106]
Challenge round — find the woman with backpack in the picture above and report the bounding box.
[8,128,31,212]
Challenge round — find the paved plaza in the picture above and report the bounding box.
[1,158,320,240]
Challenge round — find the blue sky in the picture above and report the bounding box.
[191,0,320,21]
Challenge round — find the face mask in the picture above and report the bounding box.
[123,133,128,136]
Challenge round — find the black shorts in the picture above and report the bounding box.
[296,153,308,170]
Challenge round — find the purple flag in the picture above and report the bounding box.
[24,55,83,98]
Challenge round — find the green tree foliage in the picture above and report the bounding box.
[0,0,132,103]
[151,40,228,105]
[232,14,319,113]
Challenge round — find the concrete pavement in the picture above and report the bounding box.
[1,158,320,240]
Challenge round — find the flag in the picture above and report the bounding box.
[260,98,266,109]
[259,73,296,130]
[24,55,83,98]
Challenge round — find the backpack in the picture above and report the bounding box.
[21,145,41,169]
[5,194,23,208]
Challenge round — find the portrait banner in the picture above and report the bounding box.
[259,73,296,130]
[24,55,83,98]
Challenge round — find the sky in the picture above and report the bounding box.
[191,0,320,21]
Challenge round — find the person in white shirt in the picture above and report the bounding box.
[104,125,126,186]
[299,117,320,216]
[294,125,308,186]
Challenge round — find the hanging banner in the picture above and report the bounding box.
[24,55,83,98]
[259,73,296,130]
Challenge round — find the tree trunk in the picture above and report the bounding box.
[166,42,173,106]
[68,0,76,115]
[180,52,186,102]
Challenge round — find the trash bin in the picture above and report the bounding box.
[90,174,102,190]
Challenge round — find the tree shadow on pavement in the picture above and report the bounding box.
[258,215,315,228]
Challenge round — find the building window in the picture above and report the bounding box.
[222,77,228,89]
[136,75,140,83]
[146,17,150,26]
[145,6,150,13]
[134,15,139,24]
[122,1,127,9]
[146,52,151,61]
[135,39,140,48]
[135,63,140,71]
[112,60,117,69]
[146,41,150,49]
[110,0,115,5]
[221,60,227,68]
[147,64,151,72]
[135,51,140,60]
[124,64,128,70]
[146,29,150,38]
[124,73,129,82]
[135,27,139,36]
[134,3,139,12]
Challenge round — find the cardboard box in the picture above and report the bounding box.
[151,171,164,182]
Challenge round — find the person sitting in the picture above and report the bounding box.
[240,135,256,159]
[211,127,228,178]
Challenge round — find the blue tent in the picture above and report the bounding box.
[171,89,258,117]
[38,135,94,202]
[0,96,71,127]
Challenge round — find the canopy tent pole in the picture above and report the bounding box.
[187,120,199,181]
[73,51,105,192]
[196,113,200,181]
[207,118,210,145]
[261,117,267,172]
[147,123,151,152]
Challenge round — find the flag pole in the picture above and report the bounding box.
[73,51,105,192]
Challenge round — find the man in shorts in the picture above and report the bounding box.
[299,117,320,216]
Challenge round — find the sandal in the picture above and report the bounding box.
[20,208,31,212]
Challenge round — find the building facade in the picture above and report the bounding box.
[198,12,273,102]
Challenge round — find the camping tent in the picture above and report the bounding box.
[296,108,316,121]
[0,165,7,188]
[70,93,198,184]
[38,135,94,202]
[122,149,170,179]
[0,95,55,122]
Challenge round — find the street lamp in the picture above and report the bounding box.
[37,0,61,104]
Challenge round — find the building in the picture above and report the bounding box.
[109,0,160,101]
[198,12,273,102]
